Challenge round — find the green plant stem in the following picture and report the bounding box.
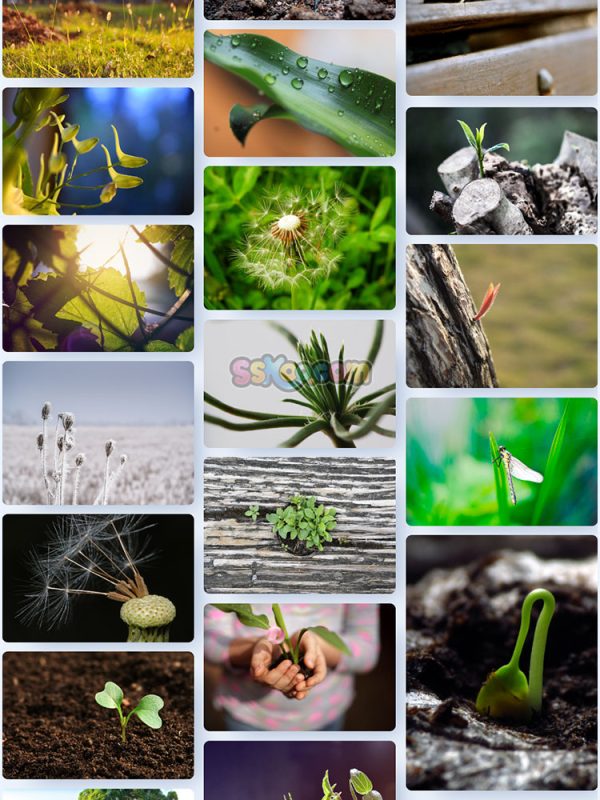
[291,282,300,311]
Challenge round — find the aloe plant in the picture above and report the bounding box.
[204,321,396,448]
[204,33,395,157]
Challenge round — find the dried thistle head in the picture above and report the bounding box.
[42,402,51,421]
[37,433,44,451]
[234,187,352,291]
[105,439,115,457]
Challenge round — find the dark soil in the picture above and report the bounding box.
[407,550,597,790]
[270,652,314,680]
[3,651,194,779]
[3,7,67,47]
[276,531,314,557]
[204,0,395,20]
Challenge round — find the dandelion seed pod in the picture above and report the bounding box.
[120,595,176,642]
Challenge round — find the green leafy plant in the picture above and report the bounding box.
[457,120,510,178]
[476,588,556,721]
[204,166,395,311]
[245,503,260,521]
[205,321,396,448]
[267,495,337,552]
[4,89,147,215]
[3,224,193,352]
[211,603,351,664]
[204,33,395,157]
[285,769,382,800]
[95,681,164,743]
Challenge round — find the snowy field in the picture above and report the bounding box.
[3,425,194,505]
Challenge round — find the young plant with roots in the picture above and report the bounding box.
[234,187,351,309]
[205,321,396,448]
[476,588,556,721]
[37,401,128,505]
[19,515,176,642]
[285,769,382,800]
[3,89,147,215]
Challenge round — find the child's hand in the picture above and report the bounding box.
[250,638,301,695]
[288,630,328,700]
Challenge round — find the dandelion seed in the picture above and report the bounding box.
[234,187,351,293]
[106,10,112,21]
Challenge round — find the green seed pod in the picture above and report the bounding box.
[120,594,176,642]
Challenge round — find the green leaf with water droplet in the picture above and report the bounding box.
[204,32,395,157]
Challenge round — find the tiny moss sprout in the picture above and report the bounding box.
[285,768,382,800]
[212,603,351,665]
[457,120,510,178]
[19,515,176,642]
[95,681,164,744]
[234,187,351,309]
[476,588,556,721]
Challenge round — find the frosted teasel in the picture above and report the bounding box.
[234,187,352,306]
[19,515,176,642]
[37,401,128,505]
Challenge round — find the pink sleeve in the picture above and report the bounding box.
[204,606,236,664]
[335,604,381,674]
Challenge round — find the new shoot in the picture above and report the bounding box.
[457,120,510,178]
[476,588,556,721]
[95,681,164,743]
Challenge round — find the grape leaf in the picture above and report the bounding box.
[141,224,193,297]
[4,289,58,351]
[55,267,145,350]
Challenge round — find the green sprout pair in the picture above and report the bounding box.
[476,588,556,721]
[95,681,164,743]
[457,120,510,179]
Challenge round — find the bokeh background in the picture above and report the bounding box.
[3,88,194,215]
[407,398,597,526]
[406,107,598,234]
[204,29,395,157]
[204,741,395,799]
[438,244,596,387]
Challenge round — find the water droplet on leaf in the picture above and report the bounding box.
[339,69,353,87]
[291,77,304,90]
[296,56,308,69]
[317,68,328,79]
[265,73,277,85]
[231,35,240,47]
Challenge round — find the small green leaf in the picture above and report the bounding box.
[457,119,477,149]
[212,603,271,629]
[133,694,164,729]
[176,326,194,351]
[350,770,373,795]
[310,625,351,655]
[486,142,510,154]
[95,681,123,709]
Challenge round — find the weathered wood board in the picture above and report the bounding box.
[407,0,597,35]
[204,457,397,594]
[408,28,597,95]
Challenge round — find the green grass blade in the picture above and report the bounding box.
[204,32,395,157]
[531,401,571,525]
[490,432,511,525]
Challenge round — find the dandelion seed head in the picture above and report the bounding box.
[106,10,112,20]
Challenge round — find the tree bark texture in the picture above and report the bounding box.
[430,130,597,234]
[406,244,498,388]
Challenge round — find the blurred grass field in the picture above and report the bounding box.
[455,245,597,388]
[407,398,597,527]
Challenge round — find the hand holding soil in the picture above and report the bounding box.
[250,638,305,695]
[288,630,337,699]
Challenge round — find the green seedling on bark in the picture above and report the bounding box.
[457,120,510,178]
[476,588,556,721]
[95,681,164,743]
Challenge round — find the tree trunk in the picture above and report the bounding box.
[406,244,498,387]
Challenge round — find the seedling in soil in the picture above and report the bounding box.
[211,602,350,676]
[37,401,128,505]
[285,768,382,800]
[95,681,164,743]
[205,321,395,448]
[457,120,510,178]
[476,587,556,721]
[19,515,176,642]
[244,503,260,522]
[267,495,338,553]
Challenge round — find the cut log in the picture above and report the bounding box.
[406,243,498,388]
[555,130,598,197]
[437,146,480,197]
[452,178,533,234]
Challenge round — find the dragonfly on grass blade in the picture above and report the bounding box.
[494,445,544,505]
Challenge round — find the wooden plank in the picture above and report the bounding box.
[407,28,597,95]
[407,0,597,35]
[204,457,397,594]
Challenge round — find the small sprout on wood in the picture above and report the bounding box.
[244,503,260,522]
[211,603,350,665]
[457,120,510,179]
[473,282,501,322]
[95,681,164,743]
[266,495,337,552]
[476,588,556,721]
